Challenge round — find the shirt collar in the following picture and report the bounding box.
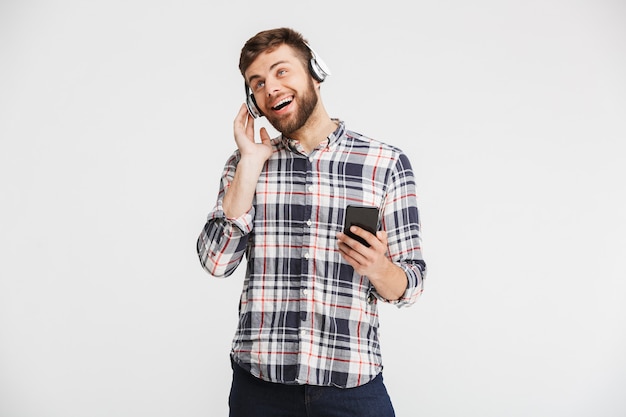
[327,119,345,148]
[281,119,345,152]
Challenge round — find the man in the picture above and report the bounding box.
[197,27,426,417]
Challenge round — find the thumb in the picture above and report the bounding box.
[259,127,271,145]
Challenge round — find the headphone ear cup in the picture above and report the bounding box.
[306,44,331,82]
[309,59,326,82]
[246,91,263,118]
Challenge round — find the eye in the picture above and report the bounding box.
[277,69,287,77]
[253,80,265,91]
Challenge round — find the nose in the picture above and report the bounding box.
[263,75,280,97]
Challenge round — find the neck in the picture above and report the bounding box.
[289,106,337,154]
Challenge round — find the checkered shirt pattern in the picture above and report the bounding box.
[197,121,426,388]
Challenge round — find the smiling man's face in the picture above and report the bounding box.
[245,44,319,136]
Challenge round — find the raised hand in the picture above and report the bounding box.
[233,103,273,162]
[222,105,274,219]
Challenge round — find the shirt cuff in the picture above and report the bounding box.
[370,263,424,308]
[209,200,255,235]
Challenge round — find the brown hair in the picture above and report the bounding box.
[239,27,311,80]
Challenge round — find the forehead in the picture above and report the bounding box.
[244,44,304,80]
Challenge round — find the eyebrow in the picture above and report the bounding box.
[247,60,291,84]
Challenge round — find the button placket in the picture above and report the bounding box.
[299,154,314,340]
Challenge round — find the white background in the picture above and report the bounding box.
[1,1,625,416]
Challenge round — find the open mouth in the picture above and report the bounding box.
[271,97,293,111]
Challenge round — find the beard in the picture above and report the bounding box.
[265,79,318,137]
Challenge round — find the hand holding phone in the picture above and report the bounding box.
[343,205,379,247]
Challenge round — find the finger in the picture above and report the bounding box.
[376,230,388,246]
[245,112,255,138]
[338,241,368,265]
[338,234,371,262]
[337,232,360,251]
[237,103,248,119]
[234,104,249,130]
[339,231,374,259]
[259,127,271,145]
[349,226,379,248]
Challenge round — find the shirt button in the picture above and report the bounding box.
[300,329,307,337]
[306,219,312,227]
[307,185,313,192]
[302,289,308,295]
[304,253,310,260]
[309,156,314,162]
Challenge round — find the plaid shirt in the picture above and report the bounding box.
[197,121,426,388]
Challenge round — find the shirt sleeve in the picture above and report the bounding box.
[196,151,254,277]
[374,151,427,307]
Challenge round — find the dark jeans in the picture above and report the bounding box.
[228,360,396,417]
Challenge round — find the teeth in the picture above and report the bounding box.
[272,98,292,110]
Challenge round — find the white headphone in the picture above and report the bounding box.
[245,43,331,119]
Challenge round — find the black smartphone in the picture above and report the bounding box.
[343,205,380,247]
